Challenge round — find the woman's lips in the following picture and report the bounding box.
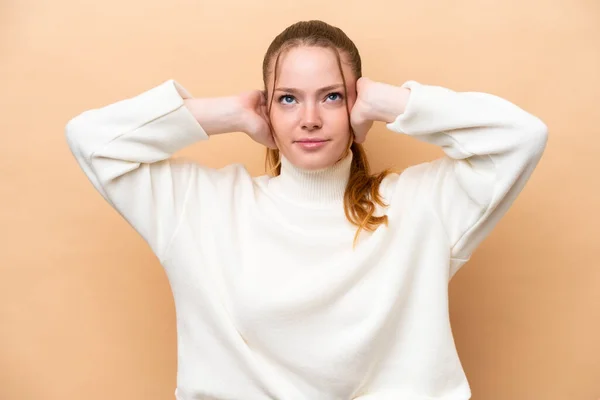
[295,140,330,149]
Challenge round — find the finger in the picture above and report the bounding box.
[268,124,278,149]
[350,120,364,144]
[353,128,366,144]
[263,128,278,149]
[260,90,268,106]
[267,137,278,149]
[352,121,371,144]
[259,115,278,150]
[260,104,270,119]
[260,106,273,130]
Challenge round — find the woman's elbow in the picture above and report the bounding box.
[520,115,549,157]
[65,111,94,159]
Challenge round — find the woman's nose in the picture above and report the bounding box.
[301,104,322,130]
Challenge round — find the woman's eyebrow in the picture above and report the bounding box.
[275,84,345,94]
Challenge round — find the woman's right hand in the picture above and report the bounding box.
[237,90,278,149]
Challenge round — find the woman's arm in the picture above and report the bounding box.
[362,79,548,276]
[65,80,251,261]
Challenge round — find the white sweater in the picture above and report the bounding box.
[65,79,547,400]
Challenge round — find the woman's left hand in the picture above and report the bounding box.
[350,77,412,144]
[350,77,375,144]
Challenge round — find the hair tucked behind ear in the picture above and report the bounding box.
[263,20,393,248]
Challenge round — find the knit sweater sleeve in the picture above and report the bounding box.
[386,81,548,276]
[65,79,237,261]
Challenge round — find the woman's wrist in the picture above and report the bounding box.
[184,96,244,136]
[363,81,411,123]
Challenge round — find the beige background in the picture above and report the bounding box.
[1,0,599,399]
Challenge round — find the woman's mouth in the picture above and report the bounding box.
[295,139,330,150]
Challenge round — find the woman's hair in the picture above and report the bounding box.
[262,20,393,247]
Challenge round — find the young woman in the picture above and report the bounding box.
[66,20,547,400]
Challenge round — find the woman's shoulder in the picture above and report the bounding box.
[168,158,256,197]
[379,159,443,204]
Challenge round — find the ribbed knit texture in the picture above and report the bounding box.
[66,79,547,400]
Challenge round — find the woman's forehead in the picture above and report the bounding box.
[269,46,355,89]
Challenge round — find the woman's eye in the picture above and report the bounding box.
[327,92,343,101]
[277,93,342,104]
[279,95,296,104]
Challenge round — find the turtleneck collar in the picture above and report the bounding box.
[267,150,353,206]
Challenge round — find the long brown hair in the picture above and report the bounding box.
[262,20,393,247]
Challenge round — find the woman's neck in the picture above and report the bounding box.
[267,151,353,206]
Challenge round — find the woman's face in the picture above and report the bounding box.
[266,46,357,170]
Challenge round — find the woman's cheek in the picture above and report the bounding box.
[270,113,292,140]
[333,107,352,129]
